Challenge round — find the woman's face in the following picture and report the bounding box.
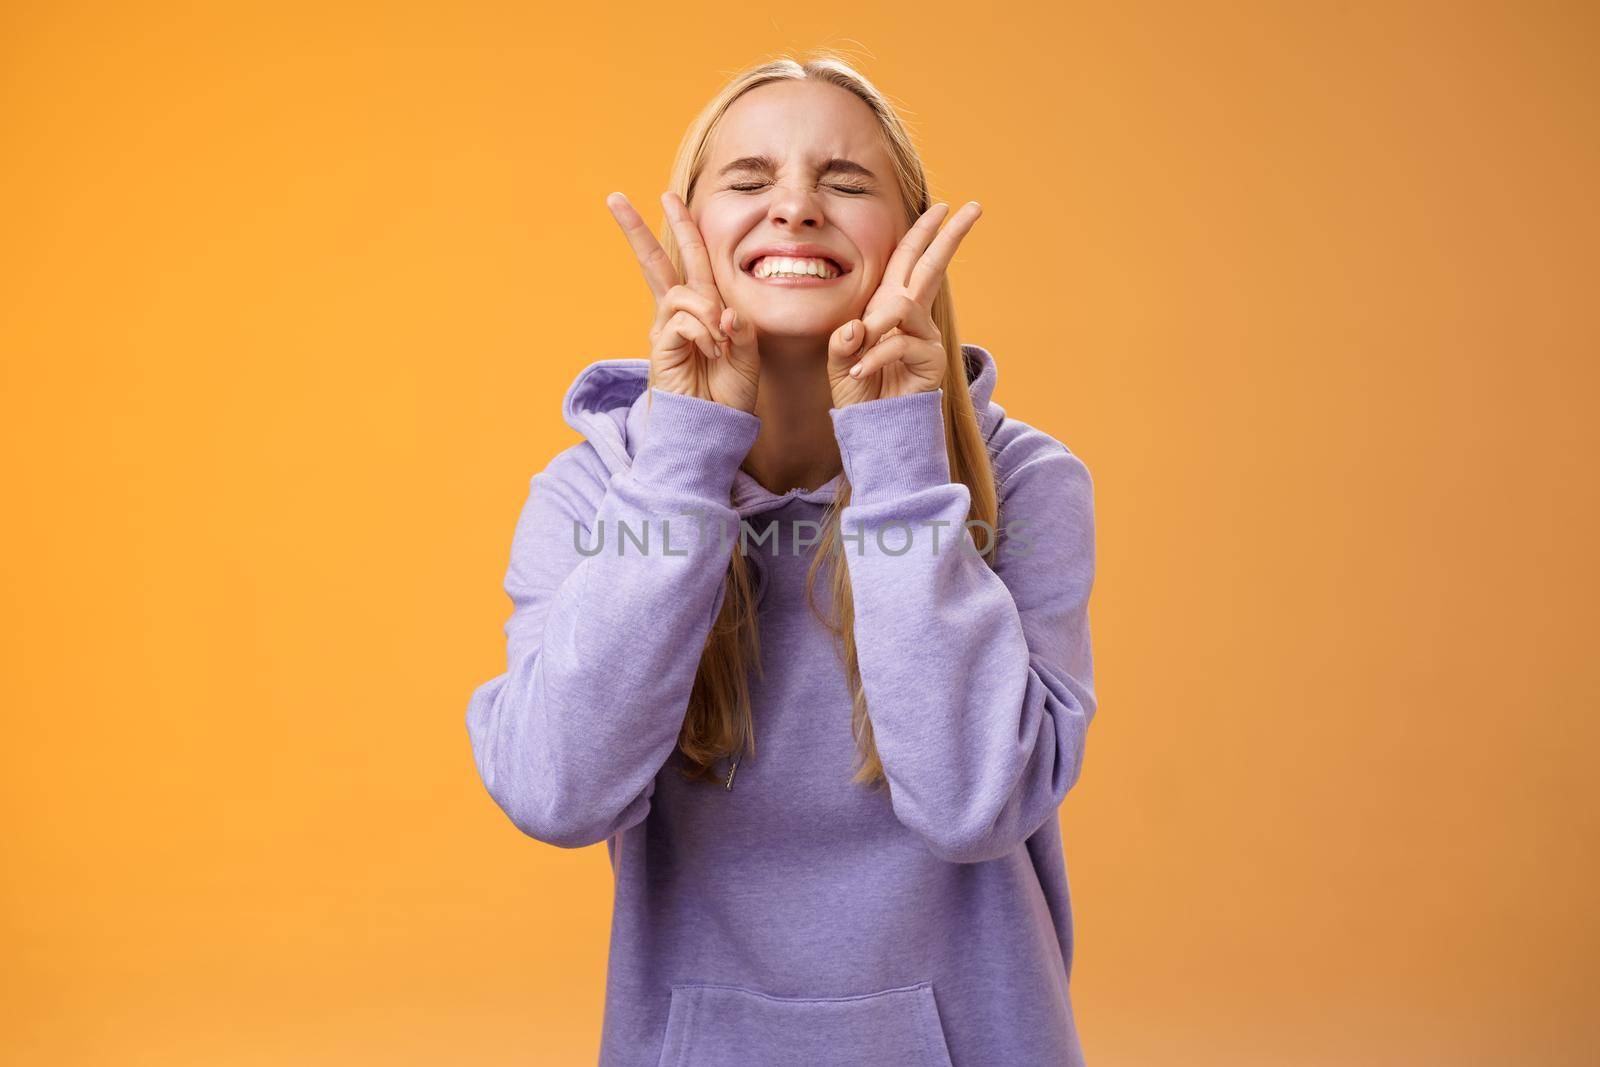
[690,79,907,341]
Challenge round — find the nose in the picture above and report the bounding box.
[766,183,823,229]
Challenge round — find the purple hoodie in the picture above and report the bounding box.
[465,344,1098,1066]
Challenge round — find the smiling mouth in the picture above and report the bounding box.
[742,255,850,284]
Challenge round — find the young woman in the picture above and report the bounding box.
[466,53,1098,1067]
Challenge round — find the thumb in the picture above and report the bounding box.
[721,306,760,363]
[827,318,867,377]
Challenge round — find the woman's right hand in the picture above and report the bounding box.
[606,191,761,413]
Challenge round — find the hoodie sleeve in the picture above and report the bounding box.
[829,388,1098,864]
[465,387,760,848]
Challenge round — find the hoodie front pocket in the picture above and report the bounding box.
[656,980,954,1067]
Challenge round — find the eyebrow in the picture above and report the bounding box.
[716,155,877,181]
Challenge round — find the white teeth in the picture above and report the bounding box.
[751,255,839,279]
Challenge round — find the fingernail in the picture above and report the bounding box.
[729,309,739,331]
[850,365,862,378]
[843,322,855,342]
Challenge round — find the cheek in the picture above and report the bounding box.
[693,206,755,286]
[855,268,889,297]
[841,208,902,277]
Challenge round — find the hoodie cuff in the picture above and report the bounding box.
[830,388,951,504]
[631,388,761,503]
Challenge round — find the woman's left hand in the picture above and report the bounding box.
[827,200,983,407]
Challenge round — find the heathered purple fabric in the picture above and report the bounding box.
[465,344,1098,1066]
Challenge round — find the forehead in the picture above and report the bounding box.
[706,80,892,170]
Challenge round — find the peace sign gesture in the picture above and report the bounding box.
[827,201,983,407]
[606,191,762,413]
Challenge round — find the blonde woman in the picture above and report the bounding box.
[466,52,1098,1066]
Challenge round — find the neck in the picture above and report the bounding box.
[741,336,842,495]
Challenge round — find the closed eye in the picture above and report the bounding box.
[729,182,871,196]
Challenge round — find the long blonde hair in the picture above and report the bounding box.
[653,52,999,790]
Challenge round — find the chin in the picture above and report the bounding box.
[744,302,848,340]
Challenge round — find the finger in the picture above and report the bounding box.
[858,294,919,353]
[827,318,867,374]
[665,308,720,362]
[720,305,758,362]
[660,191,719,295]
[908,200,982,307]
[653,285,728,344]
[607,192,680,299]
[882,202,951,291]
[891,298,939,341]
[848,333,915,380]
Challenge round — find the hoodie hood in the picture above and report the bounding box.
[561,343,1003,519]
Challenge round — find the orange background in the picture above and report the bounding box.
[4,2,1596,1063]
